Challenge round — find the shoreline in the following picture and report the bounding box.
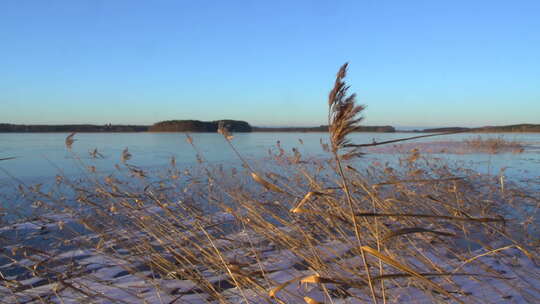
[1,123,540,134]
[2,130,540,134]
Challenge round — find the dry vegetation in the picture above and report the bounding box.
[464,136,524,154]
[1,64,539,303]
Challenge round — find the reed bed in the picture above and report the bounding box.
[1,65,539,304]
[463,136,524,154]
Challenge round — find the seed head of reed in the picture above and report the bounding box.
[218,121,234,141]
[121,147,132,163]
[328,63,365,154]
[65,132,76,150]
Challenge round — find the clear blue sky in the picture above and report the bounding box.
[1,0,539,127]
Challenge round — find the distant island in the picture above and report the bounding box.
[1,122,539,133]
[148,120,391,133]
[149,120,252,132]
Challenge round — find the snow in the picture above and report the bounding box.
[2,187,539,303]
[1,236,539,303]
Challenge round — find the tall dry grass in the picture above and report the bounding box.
[464,136,524,154]
[1,64,539,303]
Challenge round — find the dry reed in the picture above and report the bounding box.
[1,64,539,304]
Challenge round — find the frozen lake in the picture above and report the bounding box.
[1,132,539,181]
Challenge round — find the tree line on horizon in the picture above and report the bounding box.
[0,122,538,133]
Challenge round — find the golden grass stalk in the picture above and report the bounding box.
[303,296,324,304]
[360,246,465,304]
[250,172,286,194]
[355,212,505,223]
[327,63,379,303]
[381,227,456,243]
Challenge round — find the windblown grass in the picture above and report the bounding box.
[464,136,524,154]
[1,65,539,304]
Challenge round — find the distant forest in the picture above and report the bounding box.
[0,124,148,133]
[415,124,540,133]
[149,120,252,132]
[0,122,539,133]
[149,121,395,132]
[252,125,396,132]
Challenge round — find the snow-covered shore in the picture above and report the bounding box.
[1,211,539,304]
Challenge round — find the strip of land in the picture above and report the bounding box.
[0,122,539,133]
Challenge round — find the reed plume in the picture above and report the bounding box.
[328,63,365,153]
[217,121,234,140]
[121,147,132,163]
[327,62,378,303]
[65,132,76,150]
